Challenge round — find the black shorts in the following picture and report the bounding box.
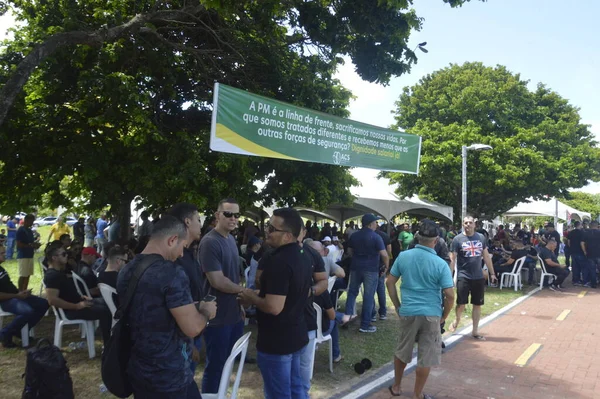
[456,278,485,306]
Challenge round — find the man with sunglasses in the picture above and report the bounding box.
[197,198,245,394]
[0,244,48,348]
[238,208,313,399]
[44,244,112,345]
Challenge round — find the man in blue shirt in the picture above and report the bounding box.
[95,214,108,254]
[386,219,455,398]
[16,214,41,291]
[345,214,389,333]
[117,215,216,398]
[5,216,17,259]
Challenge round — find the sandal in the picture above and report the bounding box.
[388,386,401,397]
[448,321,458,333]
[472,334,486,341]
[340,315,357,328]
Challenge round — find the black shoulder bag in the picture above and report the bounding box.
[101,254,162,398]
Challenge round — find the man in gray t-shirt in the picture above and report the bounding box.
[449,216,496,340]
[198,198,245,394]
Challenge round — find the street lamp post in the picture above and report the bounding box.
[461,143,493,223]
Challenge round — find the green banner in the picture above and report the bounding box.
[210,83,421,173]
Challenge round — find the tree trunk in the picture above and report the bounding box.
[118,195,133,242]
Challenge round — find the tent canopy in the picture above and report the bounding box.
[504,198,591,221]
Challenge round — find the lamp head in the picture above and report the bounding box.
[466,144,493,151]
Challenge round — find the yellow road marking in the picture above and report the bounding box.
[515,343,542,367]
[578,291,587,298]
[556,309,571,321]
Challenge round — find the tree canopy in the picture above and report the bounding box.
[384,62,600,221]
[0,0,477,223]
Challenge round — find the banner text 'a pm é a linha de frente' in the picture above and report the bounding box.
[209,83,421,173]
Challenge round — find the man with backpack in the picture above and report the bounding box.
[117,215,216,398]
[0,244,48,348]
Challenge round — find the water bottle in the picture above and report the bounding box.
[77,341,87,349]
[99,384,107,394]
[68,342,77,351]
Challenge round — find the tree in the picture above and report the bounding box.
[560,192,600,221]
[384,62,600,221]
[0,1,478,233]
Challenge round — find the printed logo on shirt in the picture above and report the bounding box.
[461,240,483,257]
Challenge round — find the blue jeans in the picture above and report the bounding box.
[5,236,15,259]
[372,274,387,318]
[257,346,309,399]
[0,295,48,339]
[345,270,378,329]
[202,320,244,393]
[189,335,203,373]
[571,253,587,284]
[583,257,598,288]
[299,330,316,392]
[133,380,201,399]
[323,313,343,359]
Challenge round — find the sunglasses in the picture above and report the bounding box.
[267,224,290,234]
[220,211,241,219]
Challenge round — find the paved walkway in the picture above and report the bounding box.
[365,285,600,399]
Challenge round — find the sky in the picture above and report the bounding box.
[1,0,599,201]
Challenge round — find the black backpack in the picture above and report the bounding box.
[101,254,162,398]
[22,338,74,399]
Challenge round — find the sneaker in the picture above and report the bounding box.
[583,283,592,288]
[333,355,343,363]
[573,282,583,287]
[379,314,387,320]
[359,325,377,333]
[370,316,377,322]
[548,285,558,292]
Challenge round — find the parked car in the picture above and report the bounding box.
[33,216,57,227]
[65,217,77,226]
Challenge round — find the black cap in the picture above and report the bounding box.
[418,219,439,238]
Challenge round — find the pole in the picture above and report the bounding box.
[554,197,558,227]
[461,145,467,223]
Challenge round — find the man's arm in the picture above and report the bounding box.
[45,288,85,310]
[0,291,29,301]
[205,271,243,294]
[500,257,516,267]
[386,243,392,259]
[313,271,328,296]
[581,241,587,256]
[449,251,456,275]
[544,257,562,268]
[483,248,497,282]
[441,286,455,323]
[379,249,390,271]
[170,303,213,338]
[238,290,286,315]
[332,264,346,278]
[385,274,401,314]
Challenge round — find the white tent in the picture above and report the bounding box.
[504,198,591,221]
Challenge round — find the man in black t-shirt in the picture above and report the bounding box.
[98,246,128,307]
[238,208,312,399]
[568,221,586,286]
[493,241,535,282]
[542,223,561,255]
[0,245,48,348]
[43,244,112,345]
[582,221,600,288]
[538,240,569,291]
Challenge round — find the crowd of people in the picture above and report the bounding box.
[0,206,599,398]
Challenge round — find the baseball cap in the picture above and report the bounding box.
[248,236,262,247]
[418,219,439,238]
[361,214,380,226]
[322,236,332,242]
[81,247,101,257]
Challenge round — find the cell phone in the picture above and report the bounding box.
[202,294,216,302]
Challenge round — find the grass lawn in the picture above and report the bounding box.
[0,232,534,398]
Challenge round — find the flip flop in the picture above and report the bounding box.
[472,334,486,341]
[448,321,458,333]
[423,394,435,399]
[340,315,357,328]
[388,386,401,397]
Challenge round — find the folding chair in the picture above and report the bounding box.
[50,305,96,358]
[98,283,118,327]
[327,276,336,293]
[202,332,251,399]
[537,255,556,289]
[309,303,333,380]
[0,309,32,347]
[499,256,526,291]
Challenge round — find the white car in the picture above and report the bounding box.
[33,216,57,227]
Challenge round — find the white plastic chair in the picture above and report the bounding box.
[500,256,526,291]
[0,308,32,347]
[50,305,96,358]
[310,303,333,380]
[327,276,336,293]
[98,283,118,327]
[538,255,556,289]
[202,331,251,399]
[37,258,48,296]
[71,271,99,330]
[244,267,250,288]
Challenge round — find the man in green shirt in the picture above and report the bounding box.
[398,223,414,251]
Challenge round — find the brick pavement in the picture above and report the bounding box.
[365,286,600,399]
